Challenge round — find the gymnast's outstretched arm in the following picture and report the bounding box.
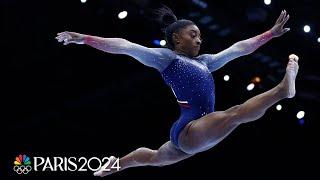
[200,10,290,72]
[55,32,175,71]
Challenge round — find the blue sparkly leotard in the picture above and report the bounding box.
[161,55,215,148]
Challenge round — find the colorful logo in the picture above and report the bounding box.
[13,154,32,174]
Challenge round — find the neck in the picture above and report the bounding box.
[174,49,192,58]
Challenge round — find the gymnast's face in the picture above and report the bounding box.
[173,25,202,57]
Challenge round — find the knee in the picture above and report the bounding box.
[226,105,241,114]
[225,105,243,125]
[134,147,157,164]
[135,147,157,157]
[136,147,152,153]
[134,148,172,167]
[228,104,265,124]
[226,105,242,118]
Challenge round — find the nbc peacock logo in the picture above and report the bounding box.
[13,154,32,174]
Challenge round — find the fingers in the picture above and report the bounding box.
[63,40,71,45]
[55,31,73,44]
[55,33,65,42]
[281,14,290,27]
[276,10,290,25]
[56,31,68,39]
[276,10,285,24]
[280,10,286,23]
[56,32,70,41]
[56,35,66,42]
[277,10,286,24]
[277,28,290,37]
[275,10,290,32]
[283,28,290,33]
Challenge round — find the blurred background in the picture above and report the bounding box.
[2,0,319,179]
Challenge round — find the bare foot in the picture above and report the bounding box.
[93,156,119,177]
[279,54,299,98]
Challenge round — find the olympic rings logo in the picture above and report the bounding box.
[13,165,32,174]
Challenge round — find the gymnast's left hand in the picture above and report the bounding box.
[270,10,290,37]
[55,31,85,45]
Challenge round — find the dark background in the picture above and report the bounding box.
[2,0,319,179]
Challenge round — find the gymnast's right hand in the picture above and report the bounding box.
[56,31,85,45]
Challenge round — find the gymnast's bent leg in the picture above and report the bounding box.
[94,141,192,177]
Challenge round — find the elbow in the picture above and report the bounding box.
[117,38,129,44]
[115,38,131,49]
[106,38,132,54]
[118,38,135,53]
[233,42,255,55]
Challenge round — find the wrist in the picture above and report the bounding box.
[263,30,274,40]
[83,35,91,44]
[268,29,276,38]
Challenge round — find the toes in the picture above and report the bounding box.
[289,54,299,62]
[93,171,103,177]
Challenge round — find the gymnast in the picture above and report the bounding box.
[55,7,298,177]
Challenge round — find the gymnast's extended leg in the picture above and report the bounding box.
[178,55,299,154]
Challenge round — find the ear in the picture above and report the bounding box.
[172,32,180,44]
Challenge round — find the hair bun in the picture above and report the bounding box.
[154,5,178,26]
[162,14,177,25]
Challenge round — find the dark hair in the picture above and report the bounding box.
[154,6,195,49]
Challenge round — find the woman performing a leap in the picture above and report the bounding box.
[56,7,298,177]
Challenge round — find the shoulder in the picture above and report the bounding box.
[152,48,177,72]
[197,54,215,60]
[196,54,216,65]
[151,48,177,59]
